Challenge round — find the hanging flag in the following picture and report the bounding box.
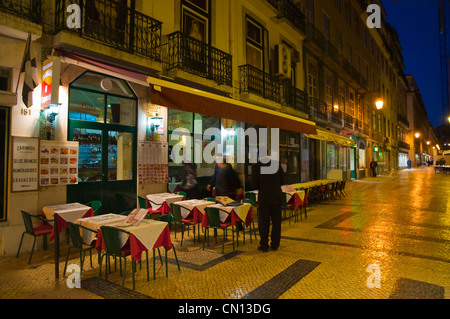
[19,33,39,108]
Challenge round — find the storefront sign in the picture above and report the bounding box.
[39,140,79,186]
[12,137,39,192]
[41,57,61,108]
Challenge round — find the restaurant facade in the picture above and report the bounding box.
[1,0,412,256]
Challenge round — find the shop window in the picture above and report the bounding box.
[0,67,11,91]
[69,72,136,126]
[280,130,301,184]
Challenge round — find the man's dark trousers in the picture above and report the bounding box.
[258,204,282,250]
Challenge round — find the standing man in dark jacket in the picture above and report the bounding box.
[251,159,284,252]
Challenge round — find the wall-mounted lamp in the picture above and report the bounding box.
[149,115,163,134]
[426,141,430,145]
[415,132,420,138]
[333,104,339,110]
[448,116,450,123]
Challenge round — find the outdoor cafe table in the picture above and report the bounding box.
[146,193,185,214]
[76,213,128,245]
[246,189,306,210]
[95,219,172,263]
[174,199,216,225]
[290,179,337,190]
[42,202,94,279]
[201,203,254,228]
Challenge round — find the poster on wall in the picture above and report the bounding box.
[138,141,169,185]
[39,140,79,186]
[12,137,39,192]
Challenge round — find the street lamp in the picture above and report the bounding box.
[415,132,420,138]
[426,141,430,145]
[375,99,384,110]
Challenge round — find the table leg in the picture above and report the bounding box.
[54,213,59,279]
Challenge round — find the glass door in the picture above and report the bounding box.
[67,72,137,214]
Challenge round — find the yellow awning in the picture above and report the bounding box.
[305,128,355,147]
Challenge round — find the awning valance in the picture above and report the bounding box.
[305,128,355,147]
[147,79,317,135]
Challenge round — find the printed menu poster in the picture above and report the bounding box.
[39,140,79,186]
[12,137,39,192]
[138,141,169,185]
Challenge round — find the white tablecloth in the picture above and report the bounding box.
[43,203,91,224]
[174,199,215,218]
[146,193,184,210]
[77,213,127,245]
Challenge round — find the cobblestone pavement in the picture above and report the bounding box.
[1,167,449,300]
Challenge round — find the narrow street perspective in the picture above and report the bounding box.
[3,167,449,300]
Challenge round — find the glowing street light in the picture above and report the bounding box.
[415,132,420,138]
[375,99,384,110]
[426,141,430,145]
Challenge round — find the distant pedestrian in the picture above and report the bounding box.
[370,158,378,177]
[181,162,200,199]
[407,159,411,169]
[251,158,284,252]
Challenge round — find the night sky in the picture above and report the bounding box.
[381,0,444,128]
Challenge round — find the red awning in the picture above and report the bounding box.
[148,84,317,135]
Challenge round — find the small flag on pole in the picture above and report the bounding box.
[18,33,39,108]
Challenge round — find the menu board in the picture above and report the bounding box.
[39,140,79,186]
[138,141,169,185]
[12,137,39,192]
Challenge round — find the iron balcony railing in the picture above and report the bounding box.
[330,108,343,126]
[308,97,328,122]
[266,0,306,34]
[239,64,280,103]
[166,31,232,86]
[398,140,410,150]
[344,113,354,129]
[55,0,162,62]
[0,0,41,23]
[397,113,410,127]
[279,81,309,114]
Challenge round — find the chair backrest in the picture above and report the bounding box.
[137,196,148,209]
[158,213,173,225]
[100,226,128,257]
[205,207,222,228]
[87,201,102,215]
[203,197,216,202]
[170,203,183,222]
[244,192,257,205]
[177,191,187,197]
[242,198,255,206]
[20,211,35,234]
[67,222,84,249]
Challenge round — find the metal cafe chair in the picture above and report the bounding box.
[64,222,97,277]
[16,210,53,264]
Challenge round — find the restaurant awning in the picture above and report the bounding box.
[305,128,355,147]
[147,78,317,135]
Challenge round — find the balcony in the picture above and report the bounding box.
[279,81,309,114]
[330,108,343,127]
[398,140,410,150]
[0,0,41,23]
[239,64,280,103]
[308,97,328,122]
[166,32,232,86]
[344,113,354,130]
[266,0,306,34]
[397,113,410,127]
[55,0,162,62]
